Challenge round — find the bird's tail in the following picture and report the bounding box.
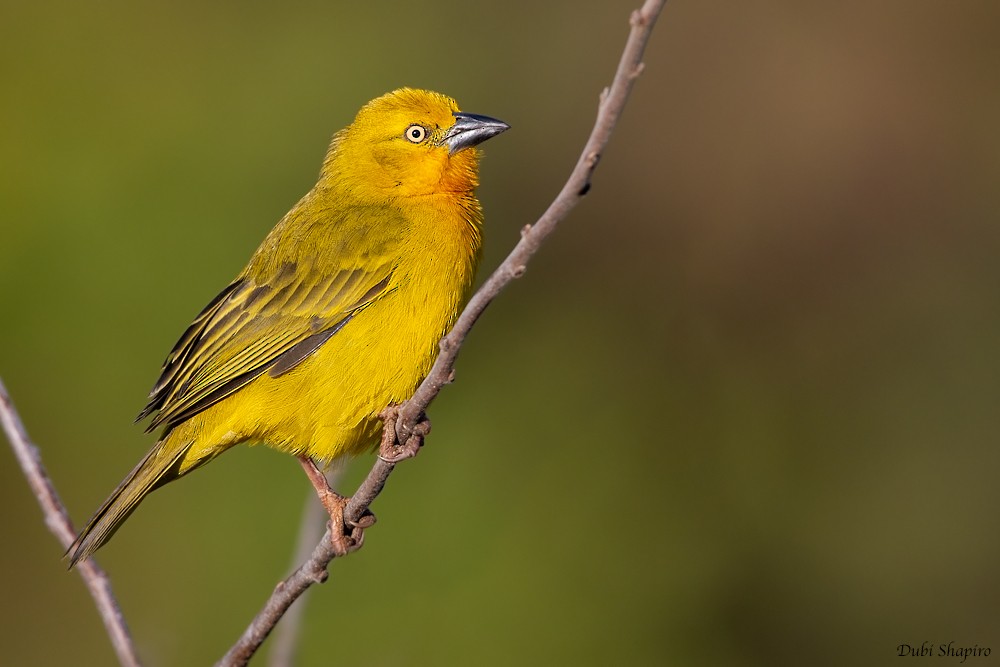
[67,435,194,567]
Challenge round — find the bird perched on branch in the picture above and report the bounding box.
[68,88,508,565]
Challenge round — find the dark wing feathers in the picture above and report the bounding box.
[138,260,394,433]
[135,280,247,422]
[267,316,352,379]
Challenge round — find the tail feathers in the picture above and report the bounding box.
[67,437,193,567]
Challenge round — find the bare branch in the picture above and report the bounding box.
[267,468,342,667]
[0,378,143,667]
[398,0,664,439]
[216,458,397,667]
[220,1,668,663]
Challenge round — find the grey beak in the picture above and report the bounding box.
[442,112,510,154]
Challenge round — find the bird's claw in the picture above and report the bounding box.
[297,456,375,557]
[320,491,375,557]
[377,406,431,464]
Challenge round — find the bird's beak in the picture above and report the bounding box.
[442,112,510,154]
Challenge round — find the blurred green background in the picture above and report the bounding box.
[3,0,999,665]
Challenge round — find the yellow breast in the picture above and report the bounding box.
[174,193,481,466]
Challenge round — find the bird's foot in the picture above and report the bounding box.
[297,456,375,557]
[318,489,375,557]
[377,406,431,464]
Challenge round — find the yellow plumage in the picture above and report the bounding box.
[68,88,508,564]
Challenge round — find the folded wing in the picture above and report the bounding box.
[137,256,395,433]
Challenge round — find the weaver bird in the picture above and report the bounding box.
[68,88,508,565]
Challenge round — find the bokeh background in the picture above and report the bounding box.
[2,1,999,665]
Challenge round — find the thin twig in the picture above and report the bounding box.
[217,458,398,667]
[0,378,143,667]
[267,467,342,667]
[219,1,668,664]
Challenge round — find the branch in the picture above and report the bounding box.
[219,1,668,664]
[0,379,143,667]
[217,458,396,667]
[266,468,342,667]
[398,0,665,440]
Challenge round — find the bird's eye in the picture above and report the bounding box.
[405,125,427,143]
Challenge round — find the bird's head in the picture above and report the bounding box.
[322,88,508,200]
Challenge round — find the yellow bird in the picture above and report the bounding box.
[68,88,508,565]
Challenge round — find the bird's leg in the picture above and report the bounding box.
[377,406,432,464]
[296,456,374,557]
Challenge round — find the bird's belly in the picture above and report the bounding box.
[218,279,457,462]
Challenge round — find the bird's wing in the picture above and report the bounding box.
[137,255,395,433]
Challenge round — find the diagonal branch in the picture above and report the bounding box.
[266,467,342,667]
[218,1,668,664]
[0,379,143,667]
